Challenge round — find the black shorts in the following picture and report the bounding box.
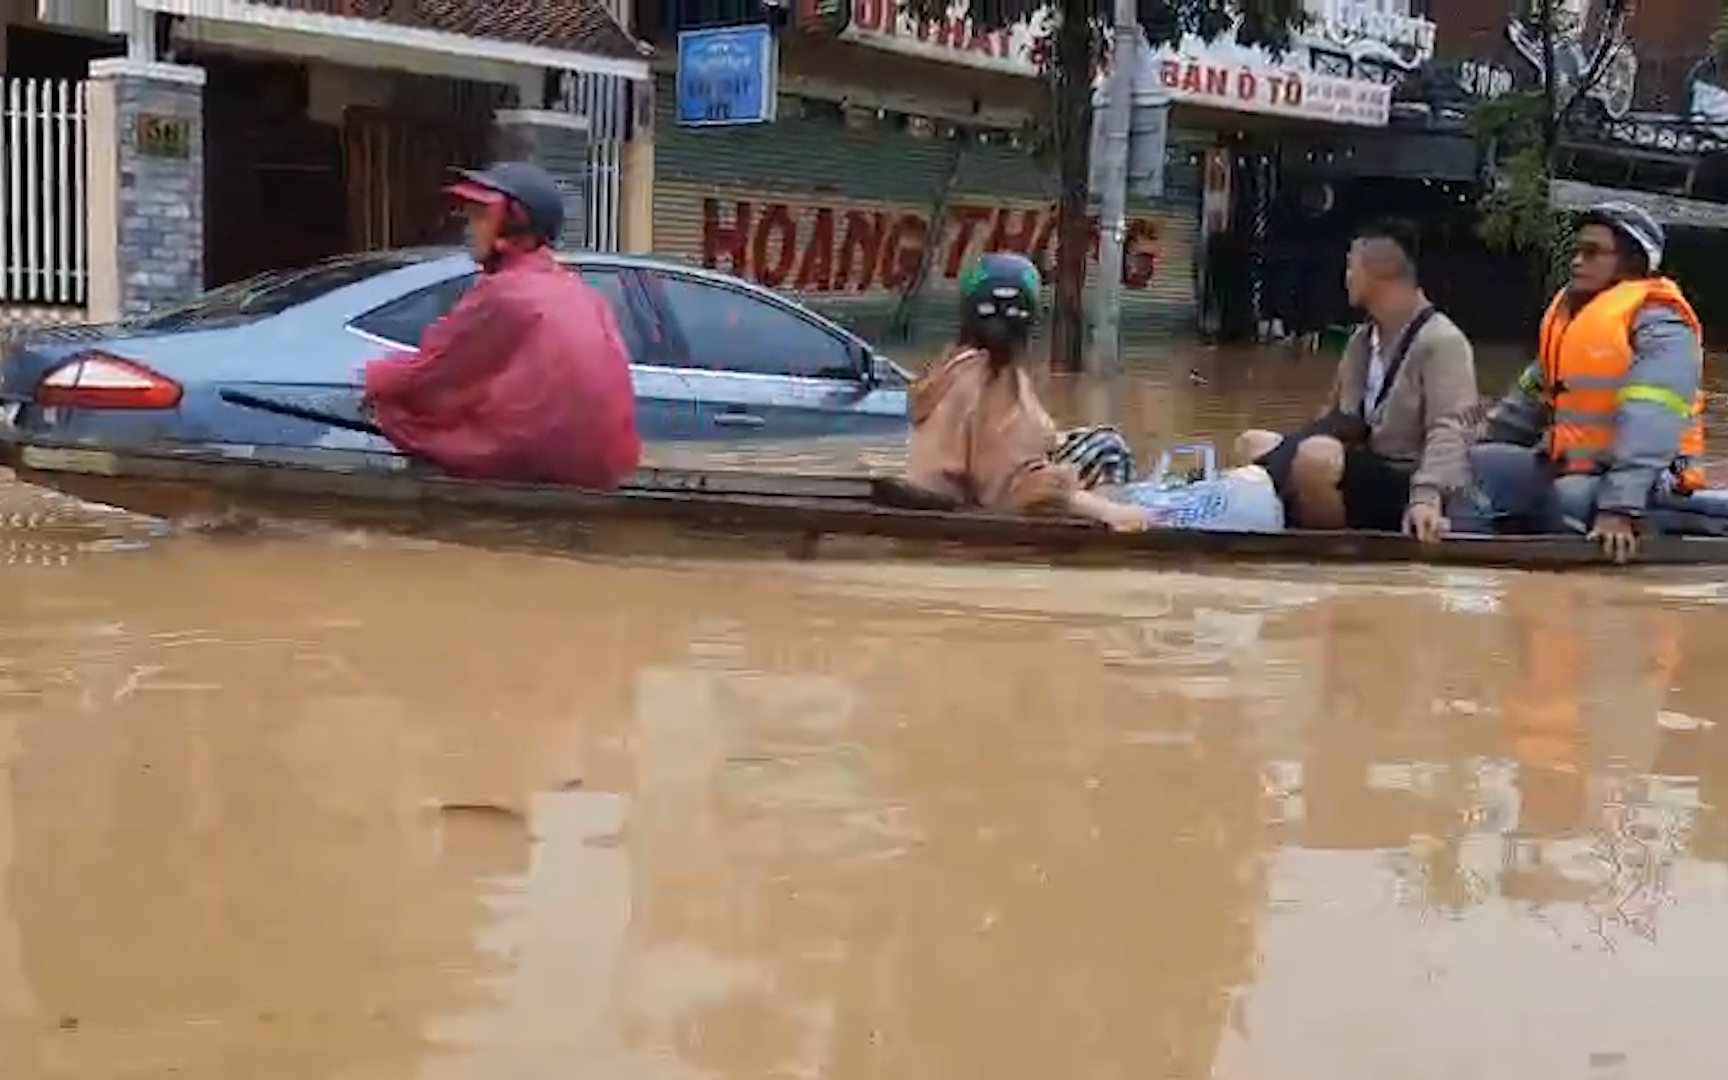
[1339,448,1412,532]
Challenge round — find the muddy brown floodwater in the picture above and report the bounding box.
[2,344,1728,1079]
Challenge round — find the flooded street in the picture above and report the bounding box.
[2,344,1727,1078]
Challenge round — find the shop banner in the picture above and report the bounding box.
[1147,49,1389,127]
[836,1,1397,128]
[839,0,1048,77]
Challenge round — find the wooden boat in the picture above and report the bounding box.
[5,434,1728,569]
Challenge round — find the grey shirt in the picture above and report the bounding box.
[1331,308,1480,504]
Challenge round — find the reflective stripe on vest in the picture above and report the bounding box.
[1535,278,1708,491]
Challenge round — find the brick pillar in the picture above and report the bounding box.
[85,58,205,322]
[491,109,590,251]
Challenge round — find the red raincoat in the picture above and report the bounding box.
[364,247,640,488]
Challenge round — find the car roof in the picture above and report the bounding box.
[345,247,868,343]
[376,244,765,283]
[104,246,871,338]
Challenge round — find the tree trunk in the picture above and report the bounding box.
[1048,2,1092,373]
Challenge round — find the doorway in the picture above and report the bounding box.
[199,53,346,287]
[342,105,489,252]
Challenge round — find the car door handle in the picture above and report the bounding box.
[713,411,766,428]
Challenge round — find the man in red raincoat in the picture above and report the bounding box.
[363,161,641,488]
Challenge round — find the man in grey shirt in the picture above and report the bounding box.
[1238,220,1479,542]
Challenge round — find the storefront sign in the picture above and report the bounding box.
[840,0,1048,77]
[836,1,1405,124]
[836,2,1387,126]
[1151,54,1389,126]
[1305,0,1435,60]
[675,24,778,127]
[699,197,1164,292]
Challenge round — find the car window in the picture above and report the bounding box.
[578,267,646,362]
[651,274,855,379]
[138,253,429,332]
[349,274,477,347]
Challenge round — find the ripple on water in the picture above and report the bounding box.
[5,351,1728,1077]
[1642,580,1728,605]
[0,475,171,568]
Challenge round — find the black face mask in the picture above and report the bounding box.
[974,317,1019,350]
[961,309,1030,354]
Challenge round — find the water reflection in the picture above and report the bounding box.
[3,536,1728,1075]
[1216,575,1728,1080]
[0,340,1726,1077]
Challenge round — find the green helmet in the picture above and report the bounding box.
[958,252,1041,331]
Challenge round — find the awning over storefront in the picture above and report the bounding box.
[1281,128,1478,182]
[133,0,652,81]
[1550,179,1728,231]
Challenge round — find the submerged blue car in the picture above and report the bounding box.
[0,249,911,456]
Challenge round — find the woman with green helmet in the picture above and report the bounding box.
[901,252,1286,534]
[903,252,1151,530]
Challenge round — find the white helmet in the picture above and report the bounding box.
[1579,201,1664,273]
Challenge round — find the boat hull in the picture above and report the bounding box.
[5,439,1726,569]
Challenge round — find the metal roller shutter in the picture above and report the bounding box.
[653,75,1201,342]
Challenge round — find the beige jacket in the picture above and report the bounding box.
[905,348,1080,514]
[1331,307,1479,504]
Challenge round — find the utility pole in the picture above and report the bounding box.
[1539,0,1558,163]
[1088,0,1138,376]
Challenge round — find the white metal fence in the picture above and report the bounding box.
[1,77,87,307]
[551,70,628,253]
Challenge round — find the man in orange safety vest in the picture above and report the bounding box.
[1459,201,1706,562]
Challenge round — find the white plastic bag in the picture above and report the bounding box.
[1113,443,1286,533]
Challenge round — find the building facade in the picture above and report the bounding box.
[1,0,652,329]
[642,0,1431,343]
[1422,0,1728,335]
[1,0,1451,340]
[1434,0,1718,116]
[1429,0,1728,186]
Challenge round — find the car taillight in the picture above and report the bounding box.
[36,352,182,410]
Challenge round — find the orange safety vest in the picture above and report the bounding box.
[1535,277,1707,492]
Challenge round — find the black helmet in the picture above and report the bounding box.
[957,252,1041,351]
[448,161,565,246]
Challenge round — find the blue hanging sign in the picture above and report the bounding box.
[675,25,779,127]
